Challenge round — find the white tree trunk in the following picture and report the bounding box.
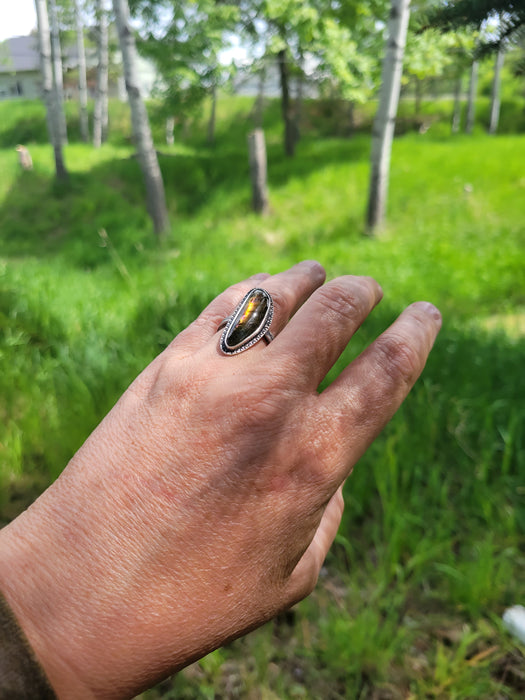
[466,60,478,134]
[34,0,67,178]
[366,0,411,232]
[94,0,109,147]
[48,0,68,144]
[74,0,89,142]
[112,0,170,236]
[489,49,505,134]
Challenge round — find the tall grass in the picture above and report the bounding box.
[0,96,524,697]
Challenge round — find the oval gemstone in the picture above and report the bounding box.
[222,289,271,352]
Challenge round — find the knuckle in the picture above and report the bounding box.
[374,333,422,387]
[315,277,372,324]
[265,288,288,322]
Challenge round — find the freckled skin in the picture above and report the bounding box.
[0,261,441,700]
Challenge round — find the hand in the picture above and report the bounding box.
[0,261,441,699]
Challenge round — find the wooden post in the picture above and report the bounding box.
[451,73,463,134]
[248,129,269,215]
[165,116,175,146]
[466,60,478,134]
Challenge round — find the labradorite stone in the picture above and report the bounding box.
[226,290,269,348]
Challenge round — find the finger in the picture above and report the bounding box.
[169,271,272,351]
[268,275,383,390]
[317,302,442,482]
[253,260,327,338]
[176,260,326,353]
[285,486,344,605]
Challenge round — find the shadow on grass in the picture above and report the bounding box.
[2,279,524,522]
[0,131,370,267]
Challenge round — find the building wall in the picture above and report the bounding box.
[0,72,41,100]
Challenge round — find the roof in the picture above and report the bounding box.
[0,35,40,74]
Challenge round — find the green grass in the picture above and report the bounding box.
[0,95,524,698]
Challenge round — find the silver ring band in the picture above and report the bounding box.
[218,288,274,355]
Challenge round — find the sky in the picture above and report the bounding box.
[0,2,38,42]
[0,3,249,63]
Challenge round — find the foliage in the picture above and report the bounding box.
[132,0,240,122]
[0,97,524,697]
[405,26,478,83]
[427,0,525,50]
[248,0,385,103]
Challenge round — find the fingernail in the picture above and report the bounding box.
[419,301,442,324]
[300,260,326,280]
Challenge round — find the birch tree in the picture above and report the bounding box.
[489,46,505,133]
[429,2,523,135]
[112,0,170,236]
[259,0,380,157]
[48,0,68,144]
[94,0,109,147]
[74,0,89,141]
[34,0,68,178]
[403,28,457,118]
[366,0,411,233]
[444,29,478,134]
[135,0,238,147]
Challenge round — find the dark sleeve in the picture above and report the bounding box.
[0,592,57,699]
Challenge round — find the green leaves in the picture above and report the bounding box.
[135,0,240,119]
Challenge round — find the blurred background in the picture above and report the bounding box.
[0,0,524,697]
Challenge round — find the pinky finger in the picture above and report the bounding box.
[285,486,344,606]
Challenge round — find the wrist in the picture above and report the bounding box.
[0,588,57,698]
[0,491,97,699]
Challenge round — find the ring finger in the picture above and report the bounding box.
[177,260,327,355]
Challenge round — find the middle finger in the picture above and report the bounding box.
[267,275,383,390]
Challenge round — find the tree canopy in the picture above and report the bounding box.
[428,1,525,45]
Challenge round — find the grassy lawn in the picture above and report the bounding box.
[0,96,524,698]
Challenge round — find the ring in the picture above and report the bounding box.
[218,288,274,355]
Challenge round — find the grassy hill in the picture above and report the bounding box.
[0,95,524,698]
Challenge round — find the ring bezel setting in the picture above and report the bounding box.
[219,288,274,355]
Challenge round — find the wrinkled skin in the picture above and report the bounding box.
[0,261,441,699]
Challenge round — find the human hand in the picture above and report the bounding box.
[0,261,441,699]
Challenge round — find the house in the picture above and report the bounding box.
[0,33,158,102]
[0,35,41,100]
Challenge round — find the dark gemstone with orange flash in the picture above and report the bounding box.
[220,289,273,354]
